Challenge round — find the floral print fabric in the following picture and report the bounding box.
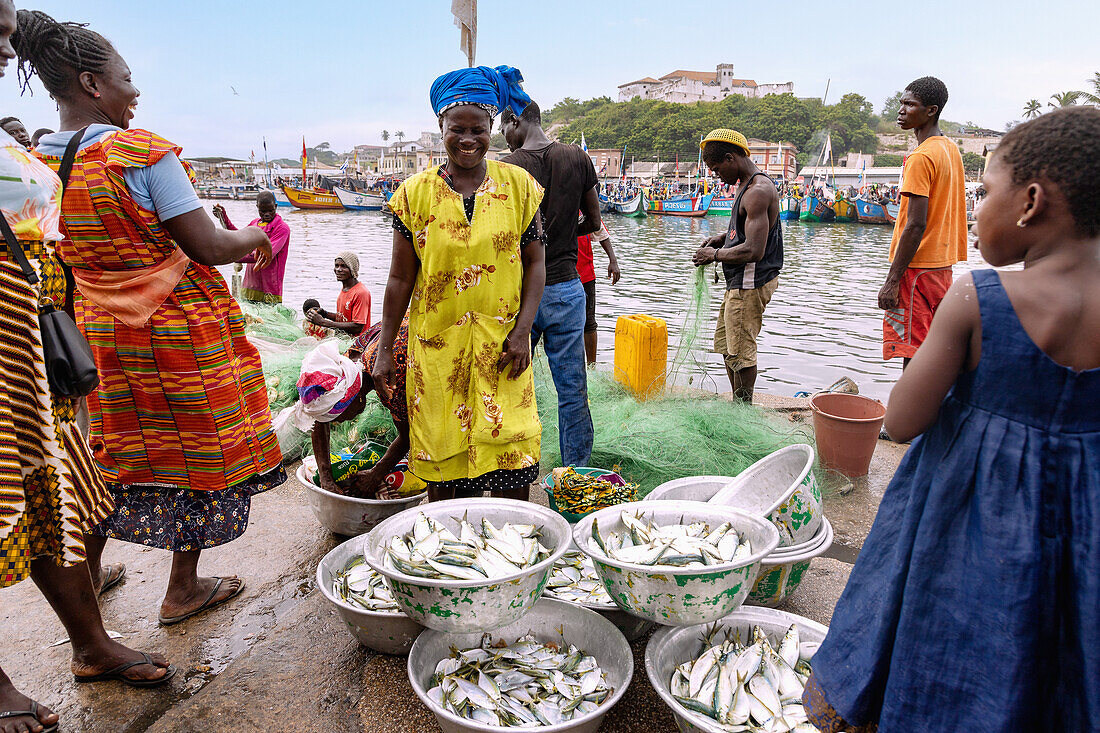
[387,160,543,482]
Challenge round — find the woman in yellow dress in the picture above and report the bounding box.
[372,66,545,501]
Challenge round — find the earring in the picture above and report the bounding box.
[93,92,101,98]
[1016,217,1027,228]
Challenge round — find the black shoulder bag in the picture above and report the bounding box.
[0,126,99,397]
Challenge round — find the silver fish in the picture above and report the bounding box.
[595,511,749,568]
[331,557,400,612]
[426,633,614,727]
[383,512,550,581]
[669,624,815,733]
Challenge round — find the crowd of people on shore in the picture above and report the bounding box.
[1,1,1098,731]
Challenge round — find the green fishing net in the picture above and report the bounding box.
[242,270,819,492]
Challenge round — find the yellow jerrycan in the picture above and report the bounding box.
[613,314,667,400]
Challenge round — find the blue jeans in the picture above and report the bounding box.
[531,279,593,467]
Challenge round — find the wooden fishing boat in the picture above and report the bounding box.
[799,194,835,223]
[779,195,801,221]
[852,196,898,225]
[333,185,385,211]
[282,185,344,210]
[598,193,613,214]
[832,197,856,223]
[707,196,737,216]
[645,191,713,217]
[608,192,645,217]
[264,187,292,207]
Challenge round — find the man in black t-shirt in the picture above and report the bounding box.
[502,101,601,467]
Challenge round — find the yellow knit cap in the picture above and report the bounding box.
[700,128,750,155]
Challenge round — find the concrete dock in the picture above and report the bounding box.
[1,396,905,732]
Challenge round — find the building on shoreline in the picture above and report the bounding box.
[618,63,793,104]
[588,138,798,183]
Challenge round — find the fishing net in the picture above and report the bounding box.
[243,277,823,494]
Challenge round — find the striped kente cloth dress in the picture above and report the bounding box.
[37,129,283,552]
[0,145,112,586]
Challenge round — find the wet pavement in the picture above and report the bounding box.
[0,395,903,732]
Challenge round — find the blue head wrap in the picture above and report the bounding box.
[430,65,533,119]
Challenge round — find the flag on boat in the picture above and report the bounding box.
[354,151,360,174]
[250,150,255,163]
[340,158,349,173]
[301,137,308,182]
[580,132,587,153]
[451,0,477,67]
[822,133,832,164]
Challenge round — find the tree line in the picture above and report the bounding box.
[546,92,883,165]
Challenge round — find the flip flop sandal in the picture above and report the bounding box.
[97,563,126,597]
[158,576,245,626]
[0,701,59,733]
[73,652,176,688]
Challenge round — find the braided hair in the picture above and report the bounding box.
[996,106,1100,238]
[11,9,115,97]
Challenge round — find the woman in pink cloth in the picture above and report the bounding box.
[213,192,291,304]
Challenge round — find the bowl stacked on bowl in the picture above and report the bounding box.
[296,456,427,536]
[709,444,823,547]
[543,548,656,641]
[573,502,779,627]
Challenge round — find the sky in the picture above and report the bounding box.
[1,0,1096,160]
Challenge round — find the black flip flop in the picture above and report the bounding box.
[158,576,244,626]
[97,563,126,597]
[73,652,176,688]
[0,701,58,733]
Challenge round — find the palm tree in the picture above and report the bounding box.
[1023,99,1042,118]
[381,130,390,142]
[395,131,406,144]
[1048,91,1081,109]
[1078,72,1100,105]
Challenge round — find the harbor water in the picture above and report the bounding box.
[213,201,987,401]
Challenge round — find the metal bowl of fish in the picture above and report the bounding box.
[572,502,780,627]
[644,606,828,733]
[315,534,425,655]
[544,549,656,642]
[296,457,427,537]
[363,498,572,633]
[746,517,834,608]
[709,445,823,547]
[408,597,633,732]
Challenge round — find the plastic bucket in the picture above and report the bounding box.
[809,392,886,478]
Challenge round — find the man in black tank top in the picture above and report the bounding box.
[693,129,783,402]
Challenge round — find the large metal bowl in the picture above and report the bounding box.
[408,598,634,733]
[364,498,572,633]
[643,476,736,503]
[543,548,657,642]
[710,445,823,545]
[315,533,425,655]
[572,501,780,627]
[296,458,426,537]
[644,607,828,733]
[747,516,834,608]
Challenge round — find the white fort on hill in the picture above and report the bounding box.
[618,63,793,104]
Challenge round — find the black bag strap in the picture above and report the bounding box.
[0,127,88,286]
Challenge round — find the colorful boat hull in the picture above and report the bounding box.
[608,192,645,217]
[645,192,714,217]
[780,195,801,221]
[852,196,898,225]
[799,195,835,222]
[707,196,736,216]
[333,185,385,211]
[282,185,344,210]
[265,188,292,207]
[832,198,856,223]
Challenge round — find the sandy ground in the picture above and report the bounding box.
[0,394,904,732]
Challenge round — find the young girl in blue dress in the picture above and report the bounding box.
[804,106,1100,731]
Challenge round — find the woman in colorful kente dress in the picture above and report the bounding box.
[14,9,283,626]
[0,5,174,731]
[372,65,546,502]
